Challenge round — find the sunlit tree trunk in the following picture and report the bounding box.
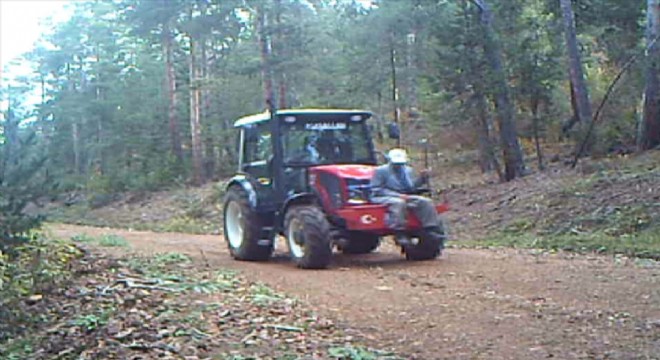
[560,0,594,151]
[163,26,183,164]
[189,35,204,185]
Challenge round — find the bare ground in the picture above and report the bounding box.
[48,223,660,360]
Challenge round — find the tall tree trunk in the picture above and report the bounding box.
[475,90,500,176]
[531,94,545,171]
[189,36,204,185]
[163,27,183,164]
[560,0,594,151]
[200,39,215,178]
[66,63,82,176]
[561,82,580,137]
[95,45,104,176]
[406,32,418,114]
[278,77,287,109]
[641,0,660,150]
[376,90,384,141]
[257,5,274,109]
[274,0,287,109]
[72,122,81,176]
[3,86,18,172]
[472,0,526,181]
[389,35,401,146]
[461,0,497,175]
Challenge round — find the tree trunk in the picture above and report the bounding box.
[189,36,204,185]
[472,0,526,181]
[475,91,500,176]
[66,63,82,176]
[163,26,183,164]
[200,39,215,179]
[278,77,287,109]
[641,0,660,150]
[274,0,287,109]
[560,0,594,151]
[531,94,545,171]
[390,35,401,146]
[3,86,18,172]
[95,45,104,176]
[257,5,274,109]
[406,32,418,114]
[561,82,579,138]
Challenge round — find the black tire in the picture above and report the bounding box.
[404,225,446,261]
[284,205,332,269]
[339,232,380,254]
[223,186,273,261]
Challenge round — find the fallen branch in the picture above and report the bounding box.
[264,324,304,332]
[100,278,179,294]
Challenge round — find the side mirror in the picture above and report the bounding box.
[387,122,400,140]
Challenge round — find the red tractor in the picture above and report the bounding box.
[223,109,448,269]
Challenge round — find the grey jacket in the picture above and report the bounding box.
[370,164,427,198]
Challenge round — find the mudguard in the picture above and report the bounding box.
[281,193,318,219]
[226,175,258,209]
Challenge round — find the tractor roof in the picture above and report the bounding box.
[233,108,373,127]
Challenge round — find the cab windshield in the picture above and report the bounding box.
[281,119,375,166]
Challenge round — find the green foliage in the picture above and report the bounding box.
[1,0,654,196]
[71,310,113,332]
[152,252,191,265]
[97,234,129,247]
[0,96,47,249]
[471,225,660,260]
[250,282,285,306]
[71,233,96,243]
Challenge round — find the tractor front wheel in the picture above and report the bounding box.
[284,205,332,269]
[223,187,273,261]
[404,226,446,261]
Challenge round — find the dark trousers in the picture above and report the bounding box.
[371,195,440,230]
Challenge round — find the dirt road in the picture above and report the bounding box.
[48,224,660,359]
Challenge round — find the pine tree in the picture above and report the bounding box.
[0,88,46,248]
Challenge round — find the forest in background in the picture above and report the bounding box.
[1,0,659,240]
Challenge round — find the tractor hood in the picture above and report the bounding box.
[310,164,376,180]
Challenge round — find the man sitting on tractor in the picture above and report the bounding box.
[370,148,442,246]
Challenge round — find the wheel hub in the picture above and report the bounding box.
[225,201,244,248]
[287,218,305,258]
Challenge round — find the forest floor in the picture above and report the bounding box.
[13,149,660,359]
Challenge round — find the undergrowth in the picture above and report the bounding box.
[0,234,84,342]
[462,153,660,259]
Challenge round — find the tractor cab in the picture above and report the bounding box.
[223,109,447,269]
[236,109,376,203]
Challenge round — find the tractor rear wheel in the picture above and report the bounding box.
[284,205,332,269]
[404,226,446,261]
[223,187,273,261]
[339,232,380,254]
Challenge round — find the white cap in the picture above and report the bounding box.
[388,148,408,164]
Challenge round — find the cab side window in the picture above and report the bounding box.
[243,123,272,168]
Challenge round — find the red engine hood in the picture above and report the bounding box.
[310,164,376,180]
